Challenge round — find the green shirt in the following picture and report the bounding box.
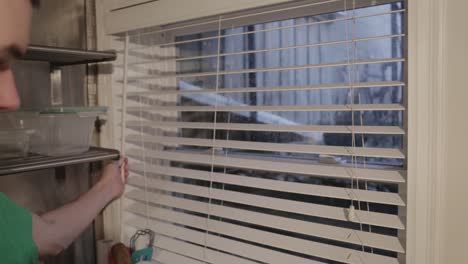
[0,193,38,264]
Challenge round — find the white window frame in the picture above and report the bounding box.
[95,0,452,263]
[406,0,449,263]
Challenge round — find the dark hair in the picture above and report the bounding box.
[31,0,40,8]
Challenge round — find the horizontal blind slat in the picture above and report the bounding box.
[118,9,405,49]
[126,202,400,264]
[126,216,325,264]
[125,81,405,96]
[174,34,405,62]
[127,148,406,183]
[152,233,258,264]
[126,120,405,135]
[126,58,405,81]
[126,103,405,112]
[121,34,405,64]
[154,249,207,264]
[127,134,405,159]
[127,176,405,229]
[130,163,405,206]
[126,190,405,252]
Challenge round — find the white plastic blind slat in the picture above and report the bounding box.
[127,216,325,264]
[126,134,405,158]
[127,103,405,112]
[127,176,405,230]
[121,33,404,64]
[126,202,400,264]
[116,8,405,53]
[125,81,405,96]
[153,233,258,264]
[126,58,404,81]
[126,148,406,183]
[130,163,405,206]
[115,0,407,263]
[126,190,405,252]
[154,249,207,264]
[158,8,404,47]
[126,120,405,135]
[175,34,404,62]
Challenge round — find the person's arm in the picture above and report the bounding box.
[32,157,129,257]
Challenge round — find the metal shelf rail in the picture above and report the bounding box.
[0,147,120,176]
[22,45,117,66]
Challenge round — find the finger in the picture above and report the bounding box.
[118,157,124,167]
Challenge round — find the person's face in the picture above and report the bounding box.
[0,0,33,110]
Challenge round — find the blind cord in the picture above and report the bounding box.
[351,0,365,234]
[351,0,367,253]
[134,32,151,231]
[204,16,223,261]
[119,33,130,243]
[344,0,368,257]
[359,93,374,254]
[220,110,233,214]
[344,0,357,222]
[138,94,150,229]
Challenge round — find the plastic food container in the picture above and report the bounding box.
[0,129,35,159]
[23,107,107,156]
[0,113,35,159]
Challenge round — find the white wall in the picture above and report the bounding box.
[442,0,468,262]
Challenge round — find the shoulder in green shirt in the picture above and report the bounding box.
[0,193,38,264]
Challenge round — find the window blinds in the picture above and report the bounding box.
[112,0,406,263]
